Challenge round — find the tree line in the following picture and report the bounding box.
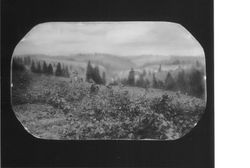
[118,66,205,99]
[13,56,70,77]
[13,57,205,98]
[31,60,70,77]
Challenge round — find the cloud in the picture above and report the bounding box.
[13,22,204,57]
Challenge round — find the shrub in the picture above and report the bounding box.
[13,73,205,140]
[11,70,31,105]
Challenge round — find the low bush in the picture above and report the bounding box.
[12,74,206,140]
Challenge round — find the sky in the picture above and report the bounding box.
[13,22,204,57]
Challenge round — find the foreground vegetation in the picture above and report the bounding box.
[12,69,206,140]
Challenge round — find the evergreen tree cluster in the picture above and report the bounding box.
[157,69,205,98]
[13,56,32,67]
[12,57,26,71]
[13,56,70,78]
[31,60,70,77]
[31,61,54,75]
[86,61,106,84]
[121,66,205,99]
[23,56,32,65]
[152,69,204,98]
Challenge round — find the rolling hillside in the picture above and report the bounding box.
[16,53,135,71]
[14,53,205,83]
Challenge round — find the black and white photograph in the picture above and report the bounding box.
[3,0,250,165]
[11,22,207,140]
[2,0,218,167]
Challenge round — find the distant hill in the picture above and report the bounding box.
[15,53,136,71]
[127,54,172,66]
[127,55,205,68]
[55,53,136,71]
[14,53,205,82]
[15,53,204,69]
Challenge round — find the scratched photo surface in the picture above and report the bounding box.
[11,22,206,140]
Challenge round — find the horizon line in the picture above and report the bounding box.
[13,52,204,58]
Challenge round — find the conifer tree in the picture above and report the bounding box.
[43,61,48,74]
[152,73,158,88]
[188,69,204,98]
[128,68,135,86]
[93,66,102,84]
[55,62,62,76]
[37,62,42,73]
[86,61,93,82]
[31,61,36,72]
[23,56,31,65]
[165,72,176,90]
[136,74,145,87]
[47,64,53,75]
[176,69,187,93]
